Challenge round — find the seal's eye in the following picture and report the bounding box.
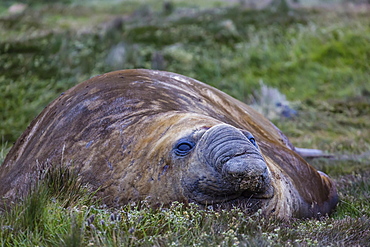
[175,141,195,156]
[243,132,258,148]
[248,137,257,147]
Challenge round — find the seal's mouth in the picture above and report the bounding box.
[186,158,274,206]
[198,187,274,213]
[242,185,274,199]
[194,184,274,206]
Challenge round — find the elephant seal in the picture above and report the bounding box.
[0,69,338,218]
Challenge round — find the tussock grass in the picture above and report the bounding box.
[0,162,96,246]
[0,1,369,246]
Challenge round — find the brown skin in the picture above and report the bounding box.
[0,69,338,218]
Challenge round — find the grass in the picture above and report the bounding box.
[1,181,369,246]
[0,0,369,246]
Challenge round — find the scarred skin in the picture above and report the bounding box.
[0,69,338,218]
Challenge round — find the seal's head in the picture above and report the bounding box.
[176,123,272,204]
[0,69,338,218]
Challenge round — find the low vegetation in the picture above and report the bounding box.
[0,0,369,246]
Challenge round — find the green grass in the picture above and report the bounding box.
[1,176,369,246]
[0,0,370,246]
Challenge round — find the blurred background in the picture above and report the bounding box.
[0,0,369,165]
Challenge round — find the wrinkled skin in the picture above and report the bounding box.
[0,69,338,218]
[181,124,273,204]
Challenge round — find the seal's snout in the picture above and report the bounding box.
[223,157,270,192]
[200,124,271,194]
